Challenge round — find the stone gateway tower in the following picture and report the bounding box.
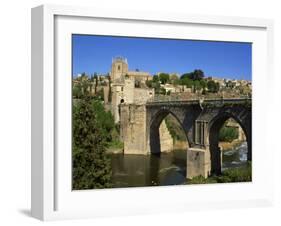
[111,57,129,81]
[110,57,154,123]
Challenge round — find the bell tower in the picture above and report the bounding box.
[111,57,128,81]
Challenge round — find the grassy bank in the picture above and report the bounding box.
[165,114,187,142]
[106,140,124,154]
[186,162,251,184]
[219,140,244,151]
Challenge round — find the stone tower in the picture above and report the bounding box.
[109,57,154,123]
[111,57,129,81]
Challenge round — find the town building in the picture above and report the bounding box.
[110,57,154,123]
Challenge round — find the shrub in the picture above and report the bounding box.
[219,126,238,142]
[218,162,252,182]
[186,176,217,184]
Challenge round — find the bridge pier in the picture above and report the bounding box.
[120,104,148,155]
[186,147,211,179]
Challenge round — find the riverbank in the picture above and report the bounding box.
[173,139,244,152]
[106,140,124,154]
[173,140,188,150]
[186,161,252,184]
[106,148,123,154]
[219,139,244,151]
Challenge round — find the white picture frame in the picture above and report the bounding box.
[31,4,274,221]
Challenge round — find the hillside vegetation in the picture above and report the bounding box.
[164,114,187,142]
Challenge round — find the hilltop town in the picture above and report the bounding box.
[73,57,252,123]
[72,57,252,189]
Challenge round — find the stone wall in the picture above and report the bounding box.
[111,78,135,123]
[120,104,148,155]
[103,85,109,104]
[159,120,174,153]
[133,88,154,104]
[120,103,174,154]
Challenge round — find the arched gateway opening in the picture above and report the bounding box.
[149,110,190,185]
[208,113,251,176]
[149,111,189,154]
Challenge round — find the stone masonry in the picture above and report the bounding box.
[120,98,251,179]
[159,120,174,153]
[110,57,154,123]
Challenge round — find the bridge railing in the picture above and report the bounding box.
[147,94,251,104]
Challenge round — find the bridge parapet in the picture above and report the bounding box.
[146,97,251,107]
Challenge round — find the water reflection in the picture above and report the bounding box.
[109,142,248,188]
[110,150,186,188]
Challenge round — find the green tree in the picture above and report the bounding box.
[207,80,220,93]
[193,80,202,91]
[219,125,238,142]
[148,75,161,93]
[73,83,83,98]
[180,77,193,88]
[191,69,204,80]
[181,69,204,81]
[146,80,153,88]
[91,100,115,141]
[72,97,112,189]
[108,74,112,102]
[159,73,170,84]
[159,87,166,95]
[180,72,192,80]
[95,88,104,101]
[94,73,98,94]
[202,88,207,95]
[152,75,159,83]
[152,82,161,94]
[200,79,207,89]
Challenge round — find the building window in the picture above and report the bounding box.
[121,87,123,92]
[118,65,120,71]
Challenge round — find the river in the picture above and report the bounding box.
[222,141,248,170]
[109,141,248,188]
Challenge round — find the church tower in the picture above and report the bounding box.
[111,57,129,81]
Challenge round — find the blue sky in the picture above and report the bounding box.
[72,34,252,81]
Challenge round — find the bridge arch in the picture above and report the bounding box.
[149,109,190,154]
[207,108,251,175]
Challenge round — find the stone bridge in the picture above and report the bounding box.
[119,98,251,179]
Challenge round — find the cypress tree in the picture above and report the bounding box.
[72,96,112,189]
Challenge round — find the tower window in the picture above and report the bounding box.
[118,65,121,70]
